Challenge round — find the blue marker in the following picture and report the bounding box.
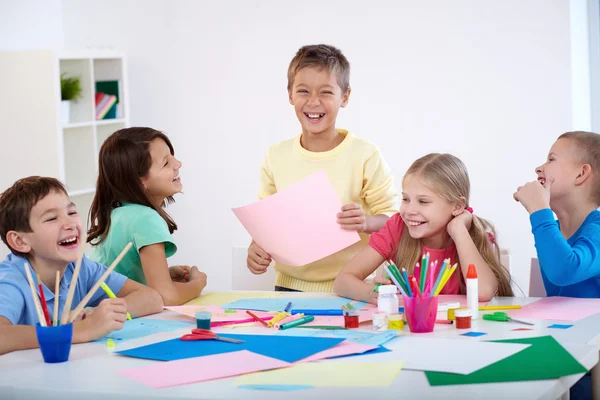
[290,309,343,316]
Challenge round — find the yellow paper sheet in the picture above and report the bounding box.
[235,361,405,387]
[185,292,281,306]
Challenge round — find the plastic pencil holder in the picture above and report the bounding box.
[36,323,73,363]
[403,295,438,333]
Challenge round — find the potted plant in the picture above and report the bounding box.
[60,73,82,123]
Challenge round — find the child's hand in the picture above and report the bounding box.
[188,266,207,287]
[447,210,473,237]
[169,265,192,282]
[337,204,367,232]
[513,179,552,214]
[247,242,272,274]
[76,298,128,341]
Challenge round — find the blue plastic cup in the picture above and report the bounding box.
[36,323,73,363]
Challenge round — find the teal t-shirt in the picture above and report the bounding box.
[91,203,177,285]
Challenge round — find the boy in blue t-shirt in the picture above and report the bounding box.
[514,131,600,297]
[0,176,163,355]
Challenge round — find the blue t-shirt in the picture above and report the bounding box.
[530,208,600,297]
[0,253,128,326]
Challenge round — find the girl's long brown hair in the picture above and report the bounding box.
[87,127,178,245]
[395,154,513,296]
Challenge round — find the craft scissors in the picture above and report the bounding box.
[482,312,534,326]
[179,328,245,343]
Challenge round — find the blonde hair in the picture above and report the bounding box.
[287,44,350,92]
[557,131,600,206]
[394,153,513,296]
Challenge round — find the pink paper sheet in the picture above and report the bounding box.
[165,305,274,324]
[432,295,488,307]
[506,296,600,322]
[298,340,377,363]
[303,310,374,327]
[232,170,361,266]
[117,350,291,388]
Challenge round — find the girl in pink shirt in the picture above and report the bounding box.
[334,153,513,304]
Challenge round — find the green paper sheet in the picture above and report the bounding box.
[425,336,587,386]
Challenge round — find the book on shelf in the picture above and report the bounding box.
[95,80,120,119]
[95,92,117,120]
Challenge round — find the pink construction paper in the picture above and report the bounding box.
[298,340,377,363]
[432,295,488,307]
[117,350,291,388]
[506,297,600,322]
[232,170,361,266]
[165,305,274,324]
[303,310,374,327]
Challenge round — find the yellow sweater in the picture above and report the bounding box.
[259,129,399,292]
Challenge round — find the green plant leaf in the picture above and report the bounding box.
[60,73,82,102]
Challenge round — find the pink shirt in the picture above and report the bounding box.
[369,213,461,294]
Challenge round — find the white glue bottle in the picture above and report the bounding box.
[378,285,399,315]
[466,264,479,320]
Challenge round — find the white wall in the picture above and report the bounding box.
[0,0,64,51]
[60,0,575,293]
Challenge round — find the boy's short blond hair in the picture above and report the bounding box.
[287,44,350,93]
[558,131,600,205]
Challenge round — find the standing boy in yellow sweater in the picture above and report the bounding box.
[247,44,399,292]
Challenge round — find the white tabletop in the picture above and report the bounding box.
[0,294,598,400]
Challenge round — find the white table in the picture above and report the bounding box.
[0,294,598,400]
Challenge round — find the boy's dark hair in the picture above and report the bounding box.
[0,176,68,257]
[287,44,351,92]
[87,127,178,245]
[558,131,600,205]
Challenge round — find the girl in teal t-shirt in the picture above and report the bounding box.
[88,127,207,305]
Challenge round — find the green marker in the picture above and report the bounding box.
[278,315,315,330]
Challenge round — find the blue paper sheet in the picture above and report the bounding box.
[277,329,397,347]
[116,333,345,363]
[96,318,193,344]
[221,297,367,312]
[330,345,391,359]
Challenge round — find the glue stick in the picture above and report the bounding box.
[466,264,479,320]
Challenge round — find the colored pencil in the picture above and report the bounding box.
[37,274,52,326]
[246,310,269,327]
[401,268,413,297]
[53,270,60,326]
[60,233,87,325]
[23,263,46,326]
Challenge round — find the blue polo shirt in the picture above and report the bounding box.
[0,253,128,326]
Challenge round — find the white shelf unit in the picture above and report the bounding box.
[0,50,129,226]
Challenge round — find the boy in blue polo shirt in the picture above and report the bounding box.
[0,177,163,355]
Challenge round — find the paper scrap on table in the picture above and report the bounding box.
[298,341,377,363]
[221,297,367,312]
[507,297,600,322]
[383,336,529,374]
[184,292,281,307]
[165,305,274,324]
[95,318,193,344]
[232,170,360,266]
[116,333,345,363]
[235,361,405,387]
[277,328,398,347]
[117,350,290,388]
[238,385,314,391]
[425,336,588,386]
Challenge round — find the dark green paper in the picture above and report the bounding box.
[425,336,588,386]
